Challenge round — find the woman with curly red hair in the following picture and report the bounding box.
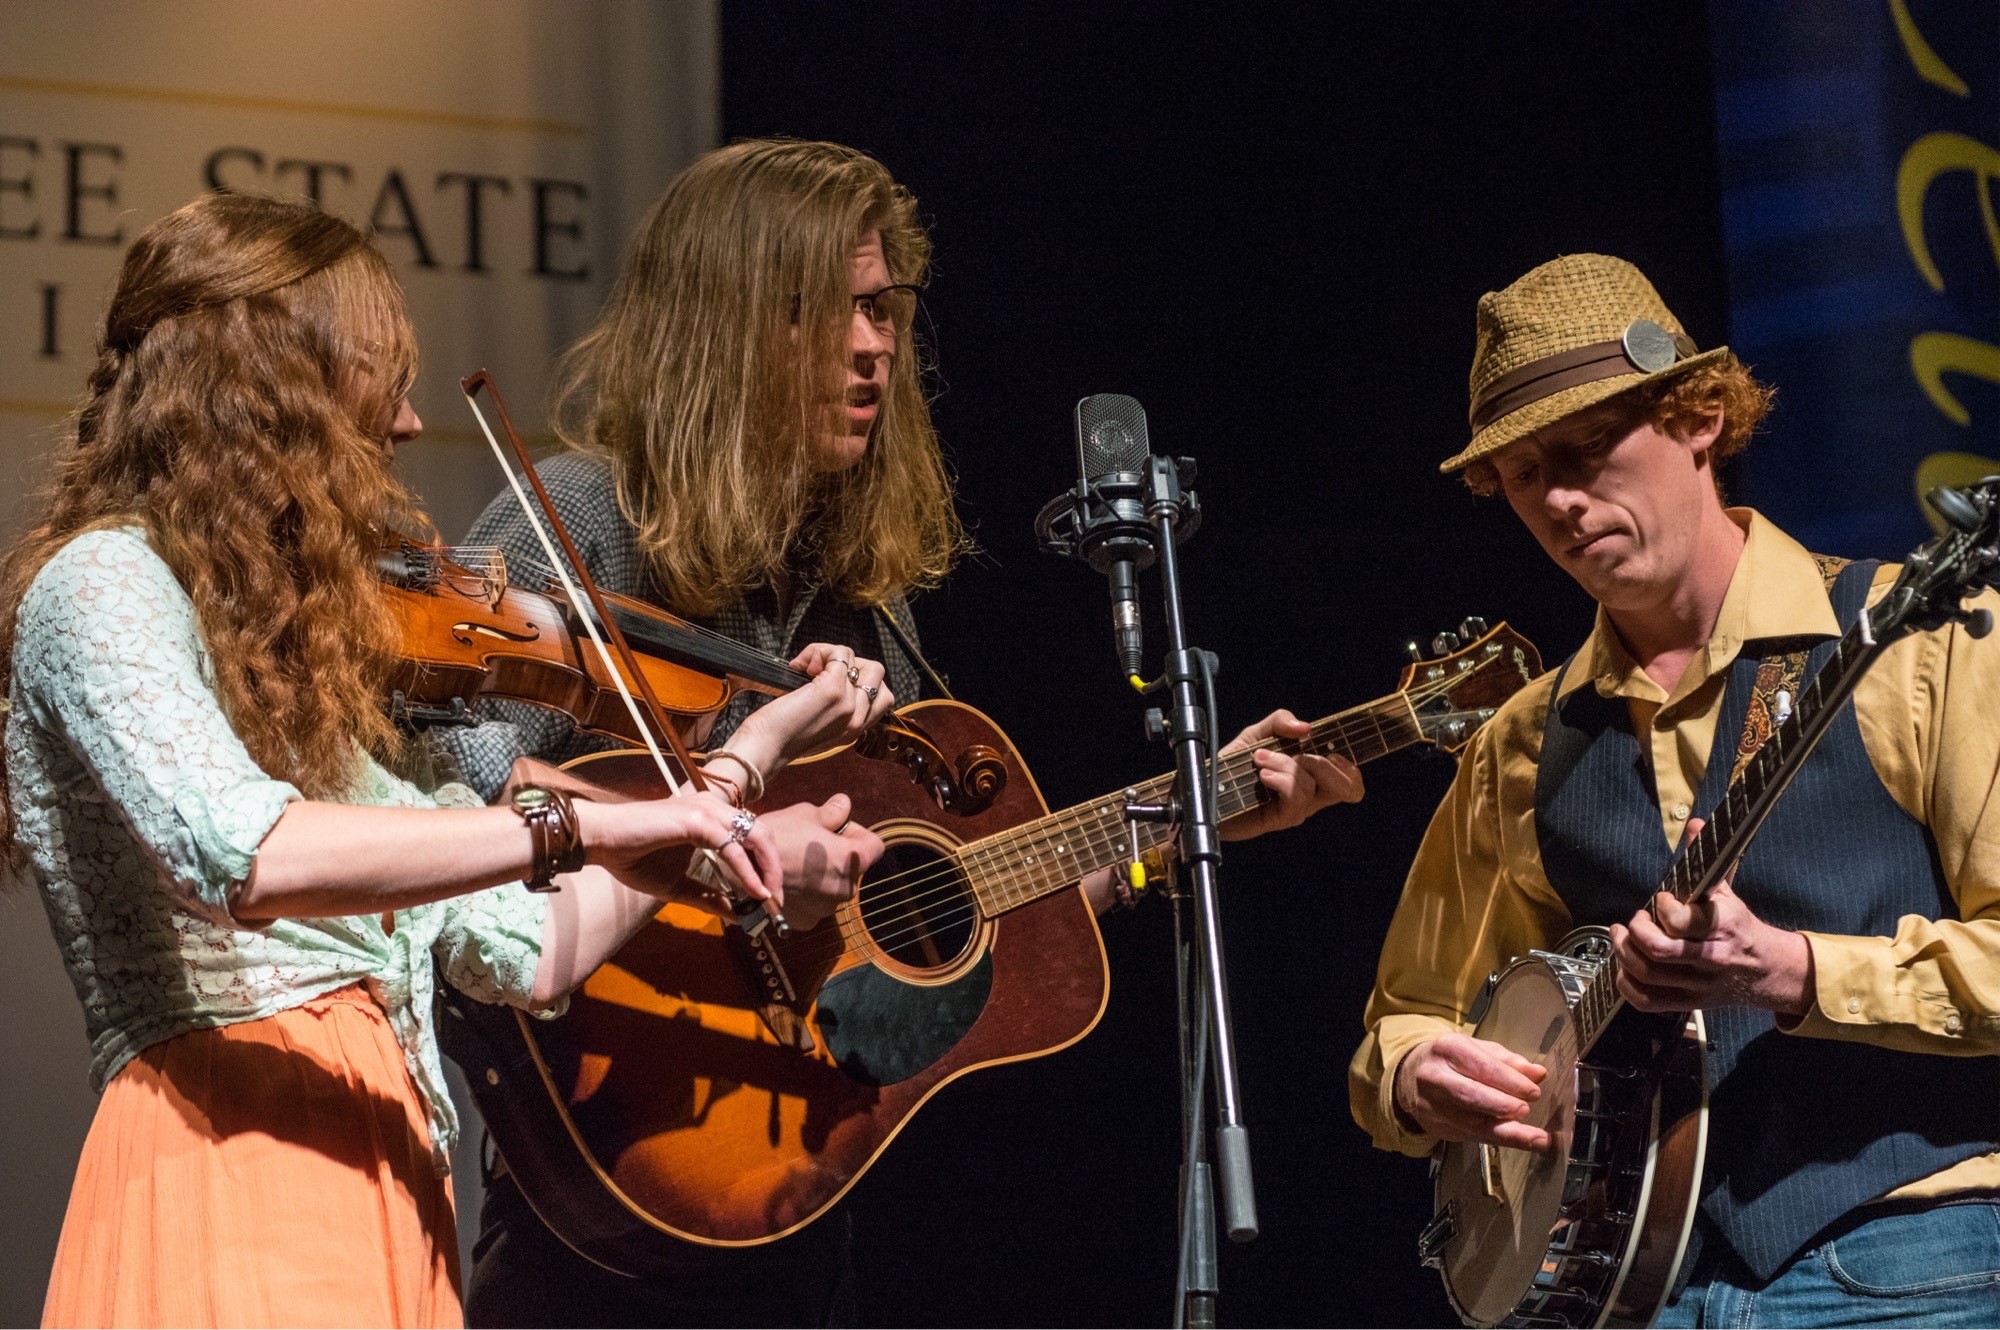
[5,191,885,1328]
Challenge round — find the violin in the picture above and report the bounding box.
[378,536,809,743]
[438,369,795,936]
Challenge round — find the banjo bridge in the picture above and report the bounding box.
[1478,1144,1507,1204]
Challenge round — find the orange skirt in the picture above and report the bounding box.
[42,986,461,1329]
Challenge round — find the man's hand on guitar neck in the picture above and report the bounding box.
[1609,817,1816,1018]
[1218,709,1365,840]
[1393,1034,1551,1152]
[1074,709,1363,915]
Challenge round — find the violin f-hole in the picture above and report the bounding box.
[450,621,543,647]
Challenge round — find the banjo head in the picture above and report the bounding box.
[1432,959,1579,1327]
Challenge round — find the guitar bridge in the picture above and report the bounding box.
[725,909,815,1053]
[1478,1143,1507,1204]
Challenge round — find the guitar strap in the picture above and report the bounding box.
[1729,553,1849,782]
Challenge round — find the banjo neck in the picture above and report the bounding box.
[1572,592,1898,1052]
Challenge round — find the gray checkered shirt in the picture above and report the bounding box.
[438,453,926,801]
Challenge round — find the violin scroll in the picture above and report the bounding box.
[857,717,1006,816]
[955,745,1007,805]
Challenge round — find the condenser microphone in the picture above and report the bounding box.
[1075,394,1154,680]
[1034,393,1201,683]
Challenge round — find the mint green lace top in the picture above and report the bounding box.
[7,527,554,1171]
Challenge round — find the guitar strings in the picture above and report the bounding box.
[758,726,1313,965]
[773,693,1434,962]
[442,574,1485,960]
[461,542,1526,955]
[822,698,1453,961]
[768,672,1469,962]
[767,673,1474,966]
[524,541,1313,942]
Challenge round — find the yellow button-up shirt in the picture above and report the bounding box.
[1350,510,2000,1203]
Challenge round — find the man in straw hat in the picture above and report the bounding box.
[1350,254,2000,1323]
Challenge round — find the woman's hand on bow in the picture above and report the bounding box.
[578,789,783,908]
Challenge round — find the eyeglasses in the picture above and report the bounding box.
[791,285,923,337]
[852,284,920,337]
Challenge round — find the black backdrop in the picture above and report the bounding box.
[720,4,1726,1325]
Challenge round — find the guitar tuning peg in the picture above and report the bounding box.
[1406,639,1426,663]
[1459,616,1488,641]
[1966,608,1994,640]
[1432,630,1462,656]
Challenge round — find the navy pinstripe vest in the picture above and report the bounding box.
[1534,560,2000,1282]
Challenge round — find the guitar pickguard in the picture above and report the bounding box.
[816,953,994,1086]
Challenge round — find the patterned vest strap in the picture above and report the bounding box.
[1730,554,1848,782]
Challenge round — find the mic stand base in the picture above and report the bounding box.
[1172,871,1219,1329]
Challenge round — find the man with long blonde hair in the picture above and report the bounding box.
[450,138,1362,1328]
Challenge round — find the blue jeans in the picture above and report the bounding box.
[1656,1201,2000,1327]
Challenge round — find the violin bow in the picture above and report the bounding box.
[459,370,786,933]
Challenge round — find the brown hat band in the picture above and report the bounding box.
[1468,327,1698,432]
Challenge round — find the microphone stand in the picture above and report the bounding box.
[1132,455,1256,1329]
[1037,438,1256,1328]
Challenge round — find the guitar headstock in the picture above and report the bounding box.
[1873,477,2000,645]
[1398,618,1544,754]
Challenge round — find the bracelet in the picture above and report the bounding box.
[512,786,585,892]
[703,768,745,807]
[703,748,766,804]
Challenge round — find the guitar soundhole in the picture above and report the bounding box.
[858,840,977,971]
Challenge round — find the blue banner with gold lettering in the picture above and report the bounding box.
[1711,0,2000,555]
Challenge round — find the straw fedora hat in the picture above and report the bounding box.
[1442,253,1729,473]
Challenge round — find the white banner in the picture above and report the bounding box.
[0,0,717,537]
[0,3,716,1316]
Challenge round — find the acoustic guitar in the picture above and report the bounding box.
[441,620,1542,1273]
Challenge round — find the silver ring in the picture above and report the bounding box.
[863,683,880,702]
[725,808,756,845]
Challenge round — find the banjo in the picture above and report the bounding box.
[1419,477,2000,1328]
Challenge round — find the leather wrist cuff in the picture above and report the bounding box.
[513,785,585,892]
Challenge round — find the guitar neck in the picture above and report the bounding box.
[956,692,1426,916]
[1573,606,1895,1049]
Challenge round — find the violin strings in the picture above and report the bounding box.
[508,550,807,668]
[400,542,509,599]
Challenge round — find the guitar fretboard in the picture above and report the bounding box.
[953,695,1426,916]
